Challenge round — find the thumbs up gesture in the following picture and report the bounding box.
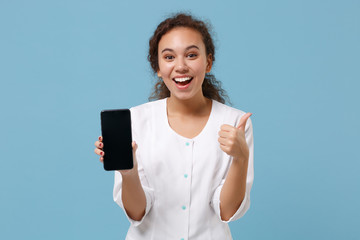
[218,113,252,161]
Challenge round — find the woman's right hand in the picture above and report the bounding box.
[94,136,105,162]
[94,136,138,175]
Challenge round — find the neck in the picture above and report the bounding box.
[167,94,211,116]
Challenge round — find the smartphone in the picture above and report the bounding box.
[100,109,133,171]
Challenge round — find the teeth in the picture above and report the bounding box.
[174,77,192,82]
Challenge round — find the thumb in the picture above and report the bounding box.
[237,112,252,130]
[132,141,138,153]
[131,141,138,168]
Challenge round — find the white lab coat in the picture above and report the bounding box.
[114,98,254,240]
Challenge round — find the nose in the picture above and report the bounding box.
[175,57,189,73]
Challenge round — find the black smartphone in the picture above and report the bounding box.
[100,109,133,171]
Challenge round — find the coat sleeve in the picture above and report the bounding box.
[210,117,254,222]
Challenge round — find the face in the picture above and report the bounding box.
[157,27,212,101]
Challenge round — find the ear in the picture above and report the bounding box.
[157,71,162,78]
[206,54,213,73]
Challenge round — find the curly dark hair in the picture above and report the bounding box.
[148,13,230,104]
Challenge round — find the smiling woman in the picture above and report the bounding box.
[94,13,254,240]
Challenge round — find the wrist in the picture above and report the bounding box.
[232,155,249,165]
[231,156,249,179]
[119,168,138,179]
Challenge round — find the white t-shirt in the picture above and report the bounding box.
[113,98,254,240]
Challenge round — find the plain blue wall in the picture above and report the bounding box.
[1,0,359,239]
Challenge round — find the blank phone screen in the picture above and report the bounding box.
[100,109,133,171]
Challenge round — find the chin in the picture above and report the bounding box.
[170,90,203,102]
[171,93,191,100]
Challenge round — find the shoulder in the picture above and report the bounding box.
[130,98,165,117]
[129,98,166,127]
[212,100,253,129]
[212,100,246,120]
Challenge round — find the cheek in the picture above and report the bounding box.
[158,62,173,77]
[193,59,208,72]
[193,62,207,77]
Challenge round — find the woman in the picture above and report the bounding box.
[94,13,254,240]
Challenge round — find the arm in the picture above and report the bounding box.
[118,141,147,221]
[120,166,146,221]
[95,137,153,225]
[113,141,154,226]
[219,156,248,221]
[217,113,254,221]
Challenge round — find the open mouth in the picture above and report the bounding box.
[172,77,193,86]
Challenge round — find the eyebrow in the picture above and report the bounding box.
[161,45,199,53]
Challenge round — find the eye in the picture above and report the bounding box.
[187,53,198,58]
[164,55,174,60]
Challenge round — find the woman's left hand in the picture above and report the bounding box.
[218,113,252,161]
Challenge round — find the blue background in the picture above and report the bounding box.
[1,0,359,239]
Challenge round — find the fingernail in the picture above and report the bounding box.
[99,143,102,147]
[100,152,103,156]
[99,136,101,140]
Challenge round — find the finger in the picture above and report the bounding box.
[218,136,230,146]
[98,136,103,142]
[218,130,234,139]
[219,144,230,153]
[220,124,235,132]
[99,157,104,163]
[94,148,105,156]
[236,113,252,130]
[94,141,103,149]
